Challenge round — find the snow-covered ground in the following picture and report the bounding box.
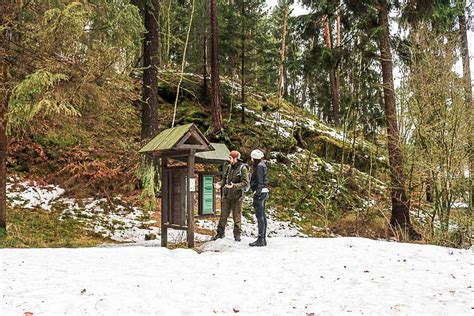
[1,237,472,315]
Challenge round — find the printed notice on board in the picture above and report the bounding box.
[189,177,196,191]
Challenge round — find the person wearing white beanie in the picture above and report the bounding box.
[249,149,269,247]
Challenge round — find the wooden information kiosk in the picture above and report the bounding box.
[139,124,229,248]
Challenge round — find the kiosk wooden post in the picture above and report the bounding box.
[161,157,168,247]
[187,149,195,248]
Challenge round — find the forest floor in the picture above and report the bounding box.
[1,236,472,315]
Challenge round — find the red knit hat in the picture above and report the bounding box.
[229,150,241,159]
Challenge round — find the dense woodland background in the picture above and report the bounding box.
[0,0,472,248]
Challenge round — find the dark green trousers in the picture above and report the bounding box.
[217,198,242,238]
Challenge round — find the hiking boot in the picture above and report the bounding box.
[249,237,266,247]
[234,236,241,242]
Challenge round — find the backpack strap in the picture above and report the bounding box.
[236,163,248,178]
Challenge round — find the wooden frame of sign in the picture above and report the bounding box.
[139,124,230,248]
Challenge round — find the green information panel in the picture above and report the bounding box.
[202,176,214,215]
[198,175,215,215]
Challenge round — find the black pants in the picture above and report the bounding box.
[253,193,268,238]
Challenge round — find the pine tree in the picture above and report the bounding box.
[377,0,418,237]
[210,0,222,132]
[0,1,12,230]
[278,0,289,104]
[141,0,160,140]
[458,6,473,210]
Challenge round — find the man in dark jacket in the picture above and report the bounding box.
[249,149,269,247]
[212,150,250,241]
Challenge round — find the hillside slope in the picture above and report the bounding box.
[4,71,397,243]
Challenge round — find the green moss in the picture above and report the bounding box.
[245,97,264,112]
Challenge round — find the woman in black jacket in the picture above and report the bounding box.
[249,149,269,247]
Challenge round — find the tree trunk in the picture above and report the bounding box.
[0,55,7,231]
[201,26,208,101]
[328,68,340,125]
[277,1,288,102]
[240,1,246,124]
[283,67,289,100]
[336,0,341,47]
[323,15,340,126]
[210,0,222,132]
[0,2,11,230]
[377,0,417,237]
[141,0,160,141]
[201,0,208,101]
[459,12,473,210]
[301,73,308,108]
[459,15,473,108]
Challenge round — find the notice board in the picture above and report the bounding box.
[198,175,215,215]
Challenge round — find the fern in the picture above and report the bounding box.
[8,69,79,132]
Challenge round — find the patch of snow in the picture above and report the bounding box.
[450,202,468,209]
[324,162,335,173]
[286,153,297,162]
[411,210,462,232]
[363,200,376,208]
[196,207,306,240]
[304,118,318,131]
[235,105,294,139]
[59,198,165,243]
[313,160,320,171]
[234,104,258,116]
[326,130,352,144]
[277,126,291,138]
[6,180,64,211]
